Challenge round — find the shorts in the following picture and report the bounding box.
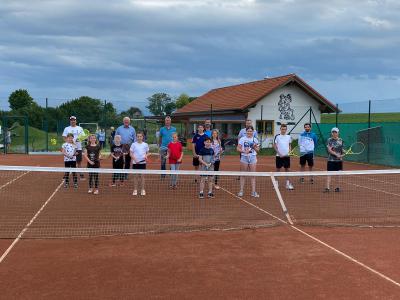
[75,150,83,163]
[276,156,290,169]
[193,157,200,167]
[240,155,257,165]
[327,161,343,171]
[133,164,146,170]
[300,153,314,167]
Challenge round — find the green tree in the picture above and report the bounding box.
[175,93,190,109]
[58,96,103,123]
[120,106,143,119]
[9,89,34,110]
[146,93,176,116]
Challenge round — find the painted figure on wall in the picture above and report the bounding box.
[278,94,295,121]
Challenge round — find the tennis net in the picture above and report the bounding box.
[0,166,400,238]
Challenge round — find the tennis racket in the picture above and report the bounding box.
[77,129,90,142]
[343,142,365,156]
[288,146,300,157]
[146,152,160,163]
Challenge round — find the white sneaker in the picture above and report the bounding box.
[286,182,294,190]
[141,190,146,196]
[251,192,260,198]
[88,189,93,194]
[132,190,138,196]
[237,191,243,197]
[93,189,99,195]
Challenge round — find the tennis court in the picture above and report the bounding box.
[0,154,400,299]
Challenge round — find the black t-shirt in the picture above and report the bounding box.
[86,144,101,163]
[111,144,124,160]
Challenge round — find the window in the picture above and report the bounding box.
[256,120,274,135]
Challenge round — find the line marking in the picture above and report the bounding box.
[221,183,400,289]
[0,172,29,191]
[0,181,64,264]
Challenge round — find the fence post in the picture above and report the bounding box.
[367,100,371,163]
[335,103,339,127]
[46,97,49,152]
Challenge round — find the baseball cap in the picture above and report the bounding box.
[331,127,339,133]
[69,116,77,120]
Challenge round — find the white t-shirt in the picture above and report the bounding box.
[239,136,259,157]
[62,126,84,150]
[130,142,149,164]
[62,143,77,162]
[274,134,292,157]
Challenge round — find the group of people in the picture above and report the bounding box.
[61,115,345,197]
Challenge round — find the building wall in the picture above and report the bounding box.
[247,84,322,144]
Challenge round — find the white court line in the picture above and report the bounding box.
[0,172,29,191]
[0,181,64,264]
[220,185,400,289]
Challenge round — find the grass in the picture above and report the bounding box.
[321,112,400,123]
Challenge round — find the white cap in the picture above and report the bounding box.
[331,127,339,133]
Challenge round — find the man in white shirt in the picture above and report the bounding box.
[273,124,294,190]
[62,116,85,180]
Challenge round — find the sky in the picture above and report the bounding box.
[1,0,400,114]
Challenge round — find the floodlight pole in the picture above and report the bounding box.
[46,98,49,152]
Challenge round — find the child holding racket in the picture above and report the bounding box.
[61,133,78,189]
[237,126,260,198]
[167,132,183,189]
[83,134,102,195]
[110,135,125,187]
[130,131,149,196]
[324,127,344,193]
[211,129,223,190]
[198,137,215,199]
[273,124,294,190]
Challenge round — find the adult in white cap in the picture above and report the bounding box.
[324,127,344,193]
[62,116,85,180]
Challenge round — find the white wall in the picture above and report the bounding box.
[247,84,322,143]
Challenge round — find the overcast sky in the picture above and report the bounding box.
[1,0,399,113]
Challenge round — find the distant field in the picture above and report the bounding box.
[321,112,400,123]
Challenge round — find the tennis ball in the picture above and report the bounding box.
[50,138,57,145]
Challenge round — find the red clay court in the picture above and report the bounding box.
[0,154,400,299]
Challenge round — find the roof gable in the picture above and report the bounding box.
[174,74,337,115]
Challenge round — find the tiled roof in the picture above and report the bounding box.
[174,74,337,115]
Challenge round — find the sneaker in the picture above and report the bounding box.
[237,191,244,197]
[214,185,220,190]
[173,185,177,189]
[88,189,93,194]
[93,189,99,195]
[208,192,214,198]
[323,188,330,193]
[132,190,138,196]
[80,175,86,181]
[73,183,78,189]
[310,178,314,184]
[199,192,204,199]
[299,177,305,183]
[141,190,146,196]
[334,187,341,192]
[64,183,69,188]
[251,192,260,198]
[286,182,294,190]
[109,183,116,187]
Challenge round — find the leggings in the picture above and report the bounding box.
[214,160,220,184]
[88,163,100,188]
[64,161,77,185]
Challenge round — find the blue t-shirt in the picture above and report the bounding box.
[192,133,207,154]
[198,147,214,164]
[299,131,318,154]
[159,126,177,149]
[205,130,212,138]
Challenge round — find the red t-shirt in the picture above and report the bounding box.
[168,142,183,164]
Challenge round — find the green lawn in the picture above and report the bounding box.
[321,112,400,123]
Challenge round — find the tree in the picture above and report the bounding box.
[120,106,143,119]
[146,93,176,116]
[9,89,34,110]
[175,93,190,109]
[58,96,103,123]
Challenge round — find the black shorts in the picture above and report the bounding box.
[75,150,83,163]
[327,161,343,171]
[300,153,314,167]
[192,157,200,167]
[276,156,290,169]
[133,164,146,170]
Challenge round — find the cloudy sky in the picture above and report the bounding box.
[1,0,399,113]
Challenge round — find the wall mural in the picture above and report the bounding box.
[278,93,295,120]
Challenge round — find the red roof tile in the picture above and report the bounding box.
[175,74,337,115]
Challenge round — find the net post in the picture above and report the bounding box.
[271,175,293,225]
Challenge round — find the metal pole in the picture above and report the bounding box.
[46,97,49,152]
[210,104,213,126]
[260,105,263,150]
[367,100,371,163]
[335,104,339,127]
[309,106,312,124]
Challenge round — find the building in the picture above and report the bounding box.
[173,74,338,147]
